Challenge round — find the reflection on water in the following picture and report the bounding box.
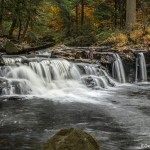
[0,84,150,150]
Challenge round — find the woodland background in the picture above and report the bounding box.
[0,0,149,48]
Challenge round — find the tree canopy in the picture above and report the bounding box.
[0,0,149,46]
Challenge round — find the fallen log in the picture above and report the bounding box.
[17,42,55,54]
[3,41,54,55]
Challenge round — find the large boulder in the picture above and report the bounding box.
[5,40,20,54]
[43,128,100,150]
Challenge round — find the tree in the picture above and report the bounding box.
[126,0,136,30]
[0,0,4,33]
[81,0,85,25]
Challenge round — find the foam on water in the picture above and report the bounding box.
[112,53,126,83]
[138,53,147,82]
[0,58,116,103]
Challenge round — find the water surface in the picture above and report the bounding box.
[0,83,150,150]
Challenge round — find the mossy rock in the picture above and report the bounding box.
[5,40,20,54]
[43,128,100,150]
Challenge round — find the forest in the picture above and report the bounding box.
[1,1,150,150]
[0,0,149,48]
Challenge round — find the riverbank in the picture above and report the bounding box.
[0,39,150,82]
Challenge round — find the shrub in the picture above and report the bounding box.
[65,33,96,46]
[115,33,128,46]
[103,32,128,46]
[143,35,150,45]
[130,29,143,43]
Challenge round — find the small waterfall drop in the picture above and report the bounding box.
[0,57,116,96]
[112,53,126,83]
[77,63,116,89]
[135,52,147,82]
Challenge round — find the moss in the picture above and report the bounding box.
[43,128,100,150]
[5,40,20,54]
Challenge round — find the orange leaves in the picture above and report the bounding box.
[48,6,60,16]
[43,6,64,32]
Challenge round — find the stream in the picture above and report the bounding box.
[0,54,150,150]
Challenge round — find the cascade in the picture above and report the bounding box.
[135,52,147,82]
[76,63,116,89]
[112,53,126,83]
[0,56,116,96]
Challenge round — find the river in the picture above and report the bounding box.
[0,84,150,150]
[0,54,149,150]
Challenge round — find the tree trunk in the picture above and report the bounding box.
[9,16,17,38]
[21,15,30,41]
[18,18,22,41]
[126,0,136,30]
[119,1,123,28]
[76,4,79,31]
[114,0,117,27]
[0,0,4,33]
[122,0,126,27]
[81,0,84,25]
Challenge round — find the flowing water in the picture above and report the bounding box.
[0,55,150,150]
[138,53,147,82]
[112,53,126,83]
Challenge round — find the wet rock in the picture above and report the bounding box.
[75,51,82,59]
[43,128,100,150]
[5,40,20,54]
[0,78,8,95]
[0,42,4,51]
[0,56,5,66]
[82,76,96,88]
[0,38,5,50]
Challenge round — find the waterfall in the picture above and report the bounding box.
[112,53,126,83]
[0,57,116,96]
[136,52,147,82]
[76,63,116,89]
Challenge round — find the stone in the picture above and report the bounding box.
[0,56,5,66]
[5,40,20,54]
[0,42,4,50]
[43,128,100,150]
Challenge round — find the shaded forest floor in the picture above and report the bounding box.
[0,27,150,54]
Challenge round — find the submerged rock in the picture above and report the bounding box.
[43,128,100,150]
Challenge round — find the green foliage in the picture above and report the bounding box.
[65,33,96,47]
[94,2,113,20]
[0,0,149,46]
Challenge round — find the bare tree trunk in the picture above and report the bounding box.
[126,0,136,30]
[114,0,117,27]
[18,18,22,41]
[9,16,17,38]
[122,0,126,27]
[21,15,30,41]
[118,0,123,28]
[120,1,123,28]
[0,0,4,33]
[81,0,84,25]
[76,4,79,31]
